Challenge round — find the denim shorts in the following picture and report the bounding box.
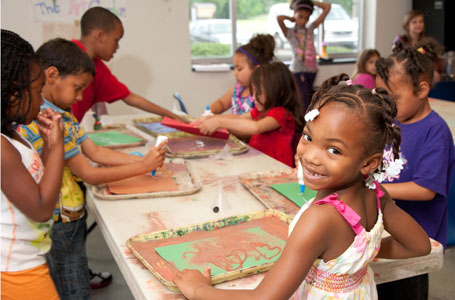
[46,213,90,300]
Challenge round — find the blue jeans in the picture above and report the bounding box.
[294,72,317,114]
[46,213,90,300]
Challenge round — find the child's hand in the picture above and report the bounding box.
[174,266,212,299]
[192,116,220,135]
[190,115,212,127]
[143,141,167,171]
[36,108,64,149]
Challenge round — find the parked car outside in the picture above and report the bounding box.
[267,3,358,50]
[190,19,251,46]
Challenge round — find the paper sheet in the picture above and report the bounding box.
[270,182,317,207]
[107,168,179,194]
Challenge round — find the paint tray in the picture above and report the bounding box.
[87,126,146,149]
[91,158,202,200]
[133,117,182,137]
[133,117,249,158]
[240,168,316,218]
[127,209,291,291]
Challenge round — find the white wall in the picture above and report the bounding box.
[1,0,412,117]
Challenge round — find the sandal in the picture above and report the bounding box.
[89,269,113,289]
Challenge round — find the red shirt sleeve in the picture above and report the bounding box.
[71,59,130,121]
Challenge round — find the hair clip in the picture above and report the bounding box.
[346,79,352,86]
[371,88,377,95]
[304,109,320,122]
[417,47,426,55]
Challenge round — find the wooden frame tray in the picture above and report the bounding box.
[126,209,292,291]
[87,126,146,149]
[91,158,201,200]
[239,169,306,218]
[133,117,249,158]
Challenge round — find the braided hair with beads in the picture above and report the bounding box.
[308,73,401,169]
[376,40,438,94]
[1,29,40,137]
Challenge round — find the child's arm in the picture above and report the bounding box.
[311,1,331,28]
[81,138,143,166]
[277,15,294,38]
[193,113,280,137]
[66,141,167,185]
[377,189,431,259]
[210,87,234,114]
[174,204,332,300]
[1,112,64,222]
[382,182,436,201]
[123,92,188,123]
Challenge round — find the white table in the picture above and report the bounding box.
[86,113,443,300]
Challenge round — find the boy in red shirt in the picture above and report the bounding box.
[72,6,184,123]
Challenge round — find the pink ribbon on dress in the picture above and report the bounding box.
[315,194,364,235]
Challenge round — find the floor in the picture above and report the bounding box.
[86,213,455,300]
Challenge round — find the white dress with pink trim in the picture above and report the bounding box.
[288,182,384,299]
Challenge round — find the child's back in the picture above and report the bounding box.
[289,182,384,299]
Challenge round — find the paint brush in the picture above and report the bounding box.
[298,160,305,193]
[151,135,168,176]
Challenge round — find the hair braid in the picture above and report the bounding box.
[378,40,435,93]
[375,88,401,160]
[1,29,38,137]
[309,74,402,166]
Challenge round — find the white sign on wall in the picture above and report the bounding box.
[31,0,127,22]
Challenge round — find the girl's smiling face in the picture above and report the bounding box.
[297,102,369,192]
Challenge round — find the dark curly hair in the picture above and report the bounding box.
[236,34,275,68]
[1,29,40,137]
[308,73,401,165]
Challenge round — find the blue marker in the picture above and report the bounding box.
[298,160,305,193]
[151,135,168,176]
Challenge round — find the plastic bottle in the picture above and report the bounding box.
[201,105,213,116]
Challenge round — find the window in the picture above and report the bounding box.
[189,0,362,63]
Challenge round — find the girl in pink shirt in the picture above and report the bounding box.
[352,49,380,89]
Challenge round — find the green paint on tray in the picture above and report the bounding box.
[88,131,142,146]
[154,227,285,276]
[270,182,317,207]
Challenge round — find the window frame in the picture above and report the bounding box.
[190,0,364,65]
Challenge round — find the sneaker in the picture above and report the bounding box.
[89,269,113,289]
